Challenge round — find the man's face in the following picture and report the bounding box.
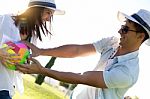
[118,20,141,48]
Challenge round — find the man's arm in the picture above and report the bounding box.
[24,41,96,58]
[41,68,107,88]
[16,58,107,88]
[40,44,96,58]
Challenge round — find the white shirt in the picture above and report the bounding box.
[72,36,139,99]
[0,14,24,97]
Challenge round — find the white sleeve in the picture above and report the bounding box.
[0,14,21,47]
[0,15,4,47]
[93,36,119,54]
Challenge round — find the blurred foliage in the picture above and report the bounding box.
[35,57,56,85]
[59,82,70,89]
[13,74,69,99]
[69,84,77,90]
[59,81,77,90]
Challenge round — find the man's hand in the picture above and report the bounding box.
[16,58,44,74]
[22,41,40,57]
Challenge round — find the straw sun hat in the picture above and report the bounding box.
[28,0,65,15]
[118,9,150,45]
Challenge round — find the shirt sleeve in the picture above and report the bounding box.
[0,15,4,46]
[103,65,132,88]
[0,14,20,47]
[93,36,119,54]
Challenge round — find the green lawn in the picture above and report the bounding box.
[13,74,69,99]
[12,75,139,99]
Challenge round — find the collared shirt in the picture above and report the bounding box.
[93,36,139,99]
[0,14,24,97]
[72,36,139,99]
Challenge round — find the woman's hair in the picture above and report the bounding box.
[14,7,53,41]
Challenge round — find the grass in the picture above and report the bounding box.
[13,74,69,99]
[12,75,140,99]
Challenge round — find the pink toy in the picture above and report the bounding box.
[2,41,30,70]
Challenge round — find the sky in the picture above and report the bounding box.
[0,0,150,98]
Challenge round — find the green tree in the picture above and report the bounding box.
[35,57,56,85]
[59,81,70,89]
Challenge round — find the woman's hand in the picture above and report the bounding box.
[16,58,44,74]
[0,46,14,59]
[0,46,20,66]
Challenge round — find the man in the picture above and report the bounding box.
[16,9,150,99]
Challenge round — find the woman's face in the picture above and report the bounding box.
[20,34,28,40]
[41,9,54,21]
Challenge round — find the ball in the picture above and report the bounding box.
[2,41,30,70]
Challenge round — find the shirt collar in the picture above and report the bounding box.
[116,50,139,62]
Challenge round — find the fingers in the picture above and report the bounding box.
[0,46,20,60]
[1,59,15,67]
[0,54,20,61]
[15,58,42,74]
[3,46,14,50]
[0,54,21,64]
[29,54,34,58]
[30,58,40,64]
[16,64,30,74]
[21,41,34,48]
[21,41,38,57]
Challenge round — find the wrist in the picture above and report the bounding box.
[39,66,46,75]
[39,48,43,55]
[0,49,2,56]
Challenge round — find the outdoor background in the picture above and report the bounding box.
[0,0,150,98]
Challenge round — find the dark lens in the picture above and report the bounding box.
[121,25,129,34]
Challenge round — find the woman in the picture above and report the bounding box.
[0,0,64,98]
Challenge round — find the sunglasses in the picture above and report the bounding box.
[121,25,140,34]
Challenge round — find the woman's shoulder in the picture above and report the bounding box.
[0,13,16,19]
[0,14,16,24]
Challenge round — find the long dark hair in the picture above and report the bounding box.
[14,7,53,41]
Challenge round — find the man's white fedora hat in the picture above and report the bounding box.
[117,9,150,46]
[28,0,65,15]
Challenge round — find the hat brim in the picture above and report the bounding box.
[117,11,140,25]
[117,11,150,46]
[117,11,150,33]
[28,5,65,15]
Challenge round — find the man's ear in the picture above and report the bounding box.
[137,33,145,39]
